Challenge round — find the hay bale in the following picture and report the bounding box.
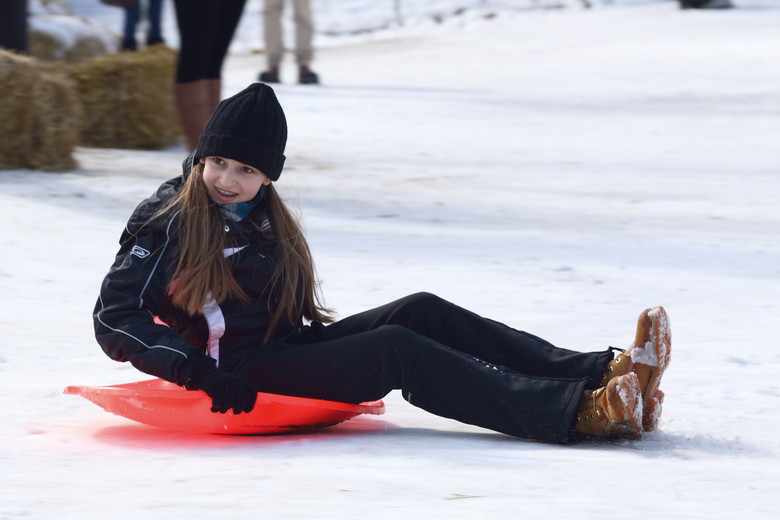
[0,49,82,171]
[67,45,181,149]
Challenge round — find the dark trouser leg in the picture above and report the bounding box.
[234,294,612,443]
[237,325,588,443]
[0,0,28,53]
[147,0,164,42]
[173,0,246,82]
[316,292,612,382]
[122,5,140,48]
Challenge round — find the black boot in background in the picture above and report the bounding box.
[680,0,733,9]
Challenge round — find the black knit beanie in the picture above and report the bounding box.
[195,83,287,181]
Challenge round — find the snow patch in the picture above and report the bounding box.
[29,14,116,55]
[29,0,73,16]
[630,333,659,366]
[616,375,642,425]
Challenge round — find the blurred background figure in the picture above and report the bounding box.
[121,0,166,51]
[173,0,247,151]
[679,0,733,8]
[259,0,319,85]
[0,0,28,53]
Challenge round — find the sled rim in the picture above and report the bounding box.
[64,379,385,415]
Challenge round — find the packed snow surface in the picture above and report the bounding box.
[2,1,779,519]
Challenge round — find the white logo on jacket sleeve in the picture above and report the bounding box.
[131,245,151,258]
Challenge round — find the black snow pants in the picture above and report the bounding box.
[234,292,614,444]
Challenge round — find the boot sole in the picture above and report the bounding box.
[631,306,671,431]
[643,389,665,432]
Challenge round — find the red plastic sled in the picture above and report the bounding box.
[64,378,385,435]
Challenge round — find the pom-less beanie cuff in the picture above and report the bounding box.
[195,83,287,181]
[197,134,285,181]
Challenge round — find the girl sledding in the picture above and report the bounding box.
[93,83,671,443]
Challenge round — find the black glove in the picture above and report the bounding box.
[197,370,258,414]
[181,356,258,414]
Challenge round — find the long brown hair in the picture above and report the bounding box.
[154,162,333,342]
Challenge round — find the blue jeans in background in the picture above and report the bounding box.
[122,0,165,50]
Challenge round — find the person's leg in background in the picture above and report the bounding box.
[291,0,318,84]
[121,2,140,51]
[146,0,165,46]
[0,0,28,53]
[259,0,284,83]
[173,0,247,150]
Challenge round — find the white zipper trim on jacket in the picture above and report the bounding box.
[201,245,248,367]
[95,295,190,358]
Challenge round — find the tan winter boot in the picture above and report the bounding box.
[601,306,671,431]
[576,372,643,440]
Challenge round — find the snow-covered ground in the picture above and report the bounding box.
[2,0,780,518]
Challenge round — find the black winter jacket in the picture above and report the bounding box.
[93,161,301,387]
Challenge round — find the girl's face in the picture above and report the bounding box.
[200,156,272,204]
